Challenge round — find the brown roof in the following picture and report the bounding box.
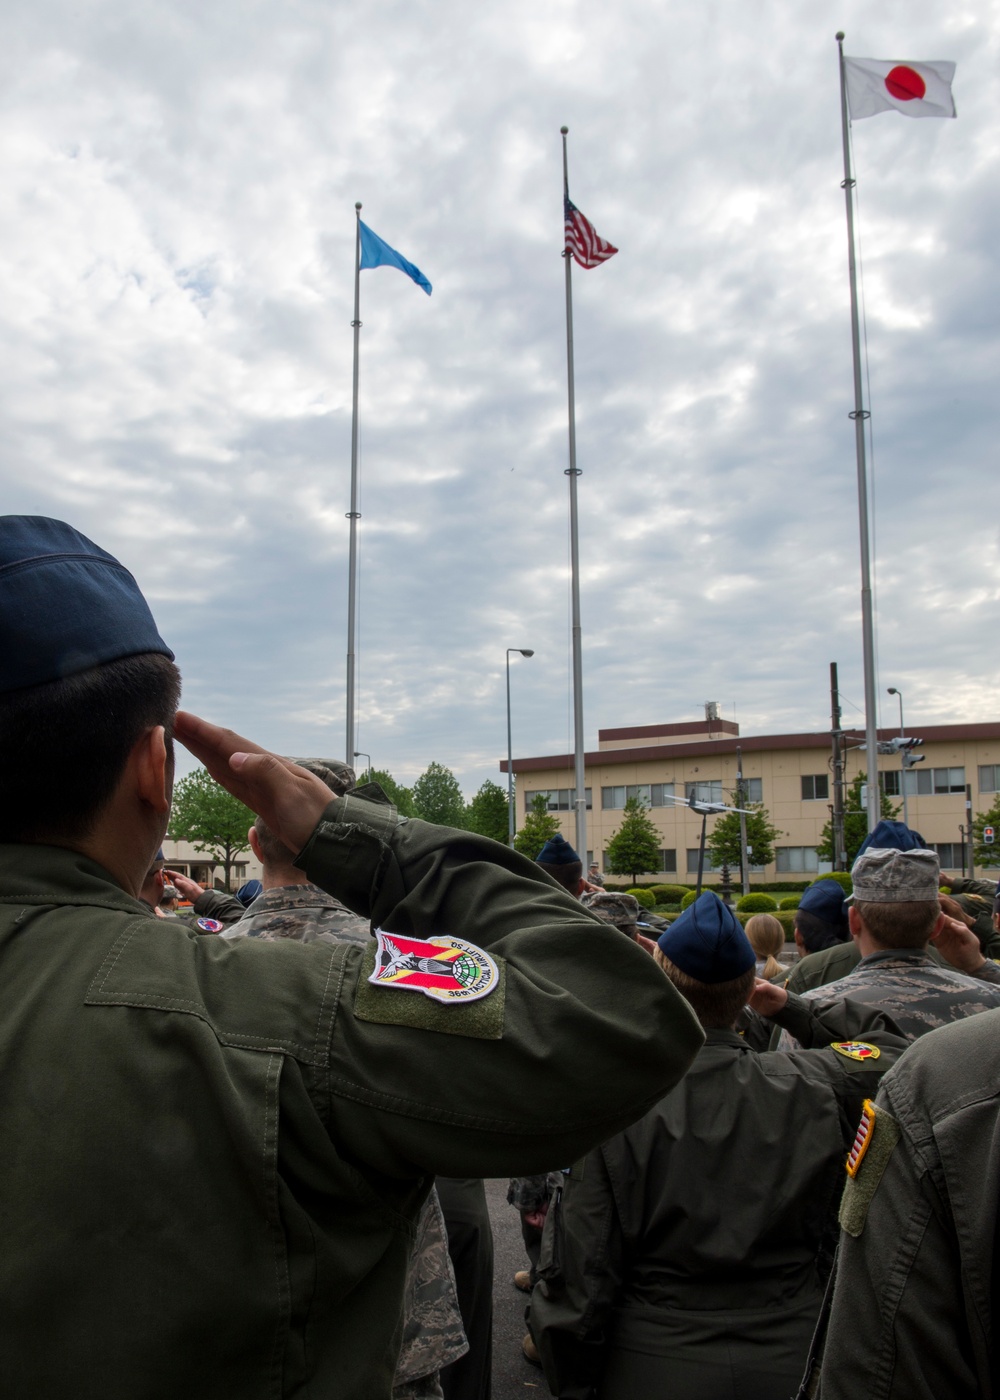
[599,719,740,742]
[499,721,1000,774]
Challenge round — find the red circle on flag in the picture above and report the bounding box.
[884,65,926,102]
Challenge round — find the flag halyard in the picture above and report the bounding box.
[564,198,618,269]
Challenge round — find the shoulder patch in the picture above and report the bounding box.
[195,917,225,933]
[354,938,506,1040]
[368,929,499,1004]
[832,1040,880,1062]
[839,1100,901,1237]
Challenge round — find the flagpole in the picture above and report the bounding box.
[836,34,880,836]
[346,201,362,767]
[561,127,588,862]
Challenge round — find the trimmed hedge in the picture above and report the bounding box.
[655,908,798,935]
[627,887,657,909]
[778,895,802,910]
[649,883,690,903]
[680,889,725,910]
[736,893,778,913]
[816,871,853,894]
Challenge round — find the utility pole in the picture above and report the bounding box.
[966,784,975,879]
[830,663,847,870]
[735,746,750,896]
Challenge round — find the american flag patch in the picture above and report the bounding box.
[846,1099,876,1178]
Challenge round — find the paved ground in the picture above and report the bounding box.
[484,1177,549,1399]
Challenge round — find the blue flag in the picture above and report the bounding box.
[359,221,432,296]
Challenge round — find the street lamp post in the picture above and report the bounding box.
[506,649,534,848]
[353,751,371,782]
[887,688,906,827]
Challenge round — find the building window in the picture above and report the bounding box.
[980,766,1000,794]
[901,767,965,797]
[935,843,965,870]
[801,774,829,801]
[882,771,901,796]
[602,782,675,809]
[686,848,720,873]
[659,849,677,872]
[525,788,592,811]
[744,777,763,803]
[685,780,722,806]
[776,846,819,873]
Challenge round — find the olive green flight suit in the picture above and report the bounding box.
[817,1005,1000,1399]
[529,994,907,1400]
[0,793,703,1400]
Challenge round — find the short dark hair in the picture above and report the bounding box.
[538,861,583,894]
[654,949,756,1030]
[794,908,850,954]
[854,899,940,949]
[0,652,180,843]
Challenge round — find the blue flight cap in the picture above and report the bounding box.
[656,892,756,984]
[0,516,173,693]
[235,880,263,907]
[799,878,848,926]
[536,835,581,866]
[855,820,929,859]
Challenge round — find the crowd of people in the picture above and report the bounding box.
[2,512,998,1400]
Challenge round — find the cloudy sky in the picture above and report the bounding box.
[3,0,997,796]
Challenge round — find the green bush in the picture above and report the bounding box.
[626,887,656,909]
[649,883,690,903]
[736,893,778,913]
[814,871,852,894]
[778,895,801,910]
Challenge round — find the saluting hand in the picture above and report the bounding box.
[930,913,985,974]
[747,979,787,1018]
[174,712,336,857]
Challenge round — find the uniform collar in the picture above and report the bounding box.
[0,841,153,916]
[702,1028,748,1050]
[859,947,932,968]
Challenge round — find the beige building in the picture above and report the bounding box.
[159,838,261,892]
[503,716,1000,882]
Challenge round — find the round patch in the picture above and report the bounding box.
[369,929,499,1004]
[832,1040,880,1062]
[196,917,225,933]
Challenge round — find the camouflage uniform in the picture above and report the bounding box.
[221,883,371,946]
[224,880,466,1400]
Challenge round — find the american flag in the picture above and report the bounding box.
[564,197,618,269]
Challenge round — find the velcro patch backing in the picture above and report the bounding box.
[839,1103,901,1237]
[353,941,506,1039]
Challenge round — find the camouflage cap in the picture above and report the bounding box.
[581,891,641,931]
[288,757,356,797]
[851,846,940,903]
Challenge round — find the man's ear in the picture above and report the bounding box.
[847,904,863,942]
[135,726,171,815]
[248,826,264,864]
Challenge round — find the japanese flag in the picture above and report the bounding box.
[845,57,956,120]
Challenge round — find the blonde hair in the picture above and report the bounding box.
[744,913,785,981]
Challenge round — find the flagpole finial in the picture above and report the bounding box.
[560,125,568,135]
[355,202,362,211]
[835,31,844,41]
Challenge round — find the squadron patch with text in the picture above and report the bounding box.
[831,1040,880,1063]
[369,930,499,1004]
[196,917,225,933]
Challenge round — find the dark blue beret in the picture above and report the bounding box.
[0,516,173,692]
[855,820,929,858]
[656,892,756,984]
[799,878,848,925]
[536,835,580,866]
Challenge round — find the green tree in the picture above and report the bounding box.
[972,797,1000,868]
[605,797,662,884]
[513,793,561,859]
[168,768,255,891]
[466,780,510,845]
[411,761,467,828]
[816,772,900,868]
[367,768,416,818]
[708,803,782,881]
